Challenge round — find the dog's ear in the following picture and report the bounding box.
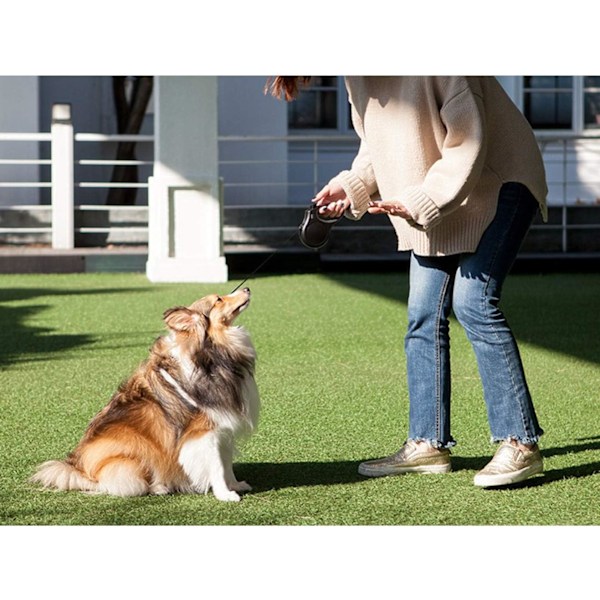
[163,307,206,333]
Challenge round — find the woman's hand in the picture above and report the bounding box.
[313,182,350,219]
[367,200,413,220]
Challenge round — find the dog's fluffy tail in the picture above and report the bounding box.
[31,460,98,492]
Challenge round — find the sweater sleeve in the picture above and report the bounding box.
[402,85,487,231]
[329,105,379,220]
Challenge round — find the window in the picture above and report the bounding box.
[288,76,337,129]
[522,76,600,133]
[288,76,351,132]
[583,76,600,130]
[523,76,573,129]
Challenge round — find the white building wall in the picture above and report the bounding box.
[0,76,40,205]
[218,76,288,205]
[0,75,598,210]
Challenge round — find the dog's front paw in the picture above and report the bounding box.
[230,480,252,493]
[149,483,170,495]
[214,489,241,502]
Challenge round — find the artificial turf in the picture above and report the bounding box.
[0,271,599,526]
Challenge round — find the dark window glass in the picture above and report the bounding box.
[288,77,338,129]
[524,76,573,89]
[523,76,573,129]
[584,76,600,129]
[584,76,600,88]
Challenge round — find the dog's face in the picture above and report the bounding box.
[163,288,251,345]
[190,288,251,327]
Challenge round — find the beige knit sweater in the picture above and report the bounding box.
[332,76,548,256]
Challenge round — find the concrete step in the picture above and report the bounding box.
[0,246,149,274]
[0,205,599,274]
[0,204,399,252]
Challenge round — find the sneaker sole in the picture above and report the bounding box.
[358,463,452,477]
[473,461,543,488]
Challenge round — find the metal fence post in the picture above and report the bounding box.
[51,103,74,249]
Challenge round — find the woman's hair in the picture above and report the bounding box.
[265,77,311,101]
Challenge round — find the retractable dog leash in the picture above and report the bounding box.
[229,204,342,293]
[229,229,298,293]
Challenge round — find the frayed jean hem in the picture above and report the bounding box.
[491,434,543,445]
[409,437,457,450]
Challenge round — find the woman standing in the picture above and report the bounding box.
[269,76,546,487]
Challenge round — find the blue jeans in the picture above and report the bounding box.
[405,182,544,448]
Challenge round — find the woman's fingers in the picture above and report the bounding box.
[368,201,412,219]
[316,199,347,218]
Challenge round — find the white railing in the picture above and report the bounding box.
[219,134,359,201]
[0,103,153,249]
[0,112,599,254]
[219,133,600,254]
[538,136,600,253]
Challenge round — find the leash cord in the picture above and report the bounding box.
[229,229,300,293]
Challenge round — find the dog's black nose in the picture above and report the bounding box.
[243,287,250,294]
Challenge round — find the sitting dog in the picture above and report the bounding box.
[31,287,259,502]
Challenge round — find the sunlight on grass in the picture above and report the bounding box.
[0,272,599,526]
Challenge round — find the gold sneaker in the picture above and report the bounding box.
[358,440,451,477]
[474,441,543,488]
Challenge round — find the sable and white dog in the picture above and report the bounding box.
[31,287,259,502]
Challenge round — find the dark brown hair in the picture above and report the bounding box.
[265,76,311,101]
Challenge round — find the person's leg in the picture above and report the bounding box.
[358,252,456,477]
[453,182,543,444]
[405,252,458,448]
[451,182,544,486]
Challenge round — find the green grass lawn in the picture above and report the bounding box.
[1,270,599,527]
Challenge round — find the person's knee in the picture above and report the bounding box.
[452,280,489,334]
[407,290,441,335]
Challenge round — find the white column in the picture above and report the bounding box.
[51,103,74,249]
[146,76,227,282]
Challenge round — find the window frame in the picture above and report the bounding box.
[582,76,600,131]
[519,76,600,137]
[288,76,354,136]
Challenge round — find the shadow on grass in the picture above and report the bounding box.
[236,460,364,492]
[457,439,600,491]
[238,438,600,493]
[477,462,600,492]
[325,272,600,366]
[0,286,151,369]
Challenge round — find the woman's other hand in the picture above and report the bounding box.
[367,200,413,220]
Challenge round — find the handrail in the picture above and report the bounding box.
[75,133,154,142]
[218,134,357,143]
[0,119,600,254]
[0,133,52,141]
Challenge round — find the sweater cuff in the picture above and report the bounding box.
[331,170,373,220]
[402,186,442,230]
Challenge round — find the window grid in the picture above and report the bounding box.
[522,76,600,134]
[522,76,574,131]
[288,76,352,134]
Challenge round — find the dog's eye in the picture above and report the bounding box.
[215,296,223,304]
